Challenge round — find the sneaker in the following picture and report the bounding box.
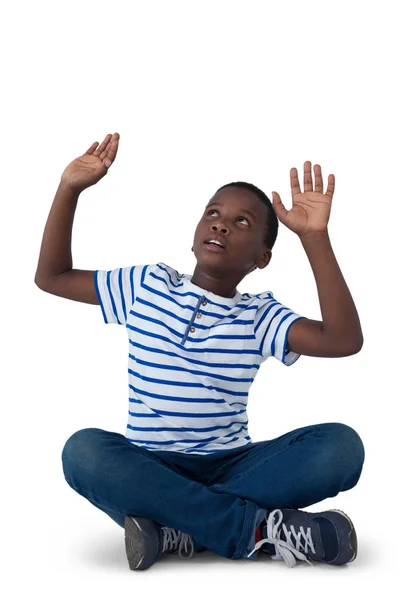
[247,508,357,568]
[124,516,196,570]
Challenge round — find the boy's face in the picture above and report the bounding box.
[191,187,272,276]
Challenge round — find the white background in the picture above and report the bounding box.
[2,0,398,596]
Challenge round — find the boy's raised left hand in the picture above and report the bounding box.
[271,161,335,237]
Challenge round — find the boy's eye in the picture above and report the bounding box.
[207,209,250,225]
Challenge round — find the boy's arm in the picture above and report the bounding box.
[34,133,119,305]
[286,231,363,358]
[34,181,99,305]
[270,161,363,359]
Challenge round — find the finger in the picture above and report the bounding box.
[325,173,335,199]
[93,133,112,157]
[303,161,313,192]
[99,132,117,161]
[314,164,323,193]
[106,132,120,163]
[85,142,99,155]
[101,132,119,163]
[290,167,301,198]
[272,191,288,222]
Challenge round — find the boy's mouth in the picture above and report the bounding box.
[203,241,226,252]
[203,235,226,250]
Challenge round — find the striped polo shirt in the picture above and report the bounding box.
[94,262,305,455]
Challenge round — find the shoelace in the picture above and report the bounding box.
[161,527,195,559]
[247,509,315,568]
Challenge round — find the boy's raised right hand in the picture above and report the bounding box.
[60,132,120,194]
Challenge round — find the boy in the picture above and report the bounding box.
[35,132,365,570]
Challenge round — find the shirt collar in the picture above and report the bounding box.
[182,274,242,305]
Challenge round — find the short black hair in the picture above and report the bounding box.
[214,181,278,251]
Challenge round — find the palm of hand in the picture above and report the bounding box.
[61,133,119,192]
[63,154,104,188]
[285,190,332,235]
[272,162,335,236]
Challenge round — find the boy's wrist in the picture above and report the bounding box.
[58,179,82,198]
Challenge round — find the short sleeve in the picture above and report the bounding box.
[254,293,306,366]
[94,264,149,326]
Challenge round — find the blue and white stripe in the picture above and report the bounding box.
[94,262,305,454]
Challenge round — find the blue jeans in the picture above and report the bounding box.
[61,422,365,560]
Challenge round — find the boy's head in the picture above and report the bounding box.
[191,181,278,282]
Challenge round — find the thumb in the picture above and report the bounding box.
[271,191,288,224]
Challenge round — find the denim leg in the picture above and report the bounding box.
[205,422,365,558]
[205,423,364,547]
[61,427,263,560]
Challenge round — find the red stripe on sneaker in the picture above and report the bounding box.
[255,524,262,543]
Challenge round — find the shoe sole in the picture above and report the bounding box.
[326,509,358,564]
[124,516,160,571]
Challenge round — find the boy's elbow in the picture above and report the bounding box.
[35,277,51,291]
[347,338,364,355]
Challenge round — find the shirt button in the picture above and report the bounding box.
[190,327,195,333]
[196,313,202,319]
[202,300,207,305]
